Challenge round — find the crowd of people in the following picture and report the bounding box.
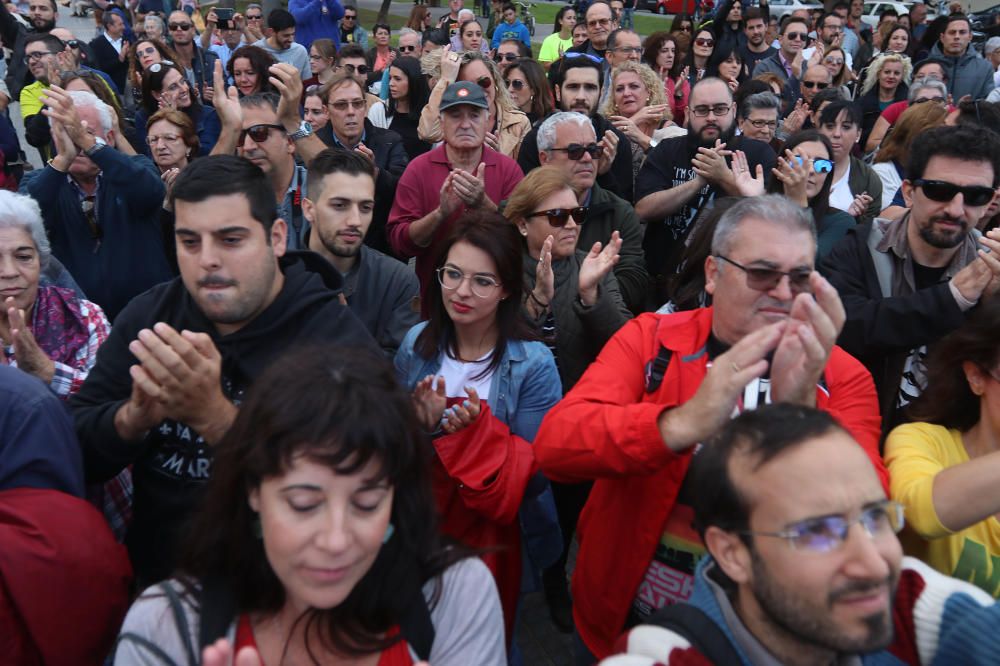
[7,0,1000,663]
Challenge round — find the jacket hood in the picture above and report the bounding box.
[930,42,978,64]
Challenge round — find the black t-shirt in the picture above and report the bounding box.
[636,134,776,283]
[912,261,948,291]
[740,45,777,79]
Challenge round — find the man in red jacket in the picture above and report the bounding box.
[534,194,887,662]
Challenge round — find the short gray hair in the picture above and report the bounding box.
[739,91,781,120]
[537,112,593,152]
[398,27,420,41]
[711,194,815,255]
[907,77,947,102]
[0,191,50,268]
[67,90,113,133]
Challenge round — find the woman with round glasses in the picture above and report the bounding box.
[301,38,336,94]
[507,165,630,391]
[857,52,911,149]
[601,62,681,180]
[368,55,432,160]
[503,58,553,125]
[394,211,562,640]
[420,48,530,159]
[137,61,221,157]
[114,346,508,664]
[885,298,1000,598]
[538,5,576,71]
[871,101,947,210]
[226,45,278,98]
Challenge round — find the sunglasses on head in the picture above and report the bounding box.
[550,142,601,160]
[694,37,714,47]
[716,255,813,294]
[239,123,286,144]
[147,60,175,73]
[801,80,829,89]
[913,179,996,206]
[564,51,603,64]
[529,206,588,226]
[168,22,193,30]
[339,63,369,75]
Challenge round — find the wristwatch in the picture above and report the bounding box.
[84,136,107,156]
[289,121,313,141]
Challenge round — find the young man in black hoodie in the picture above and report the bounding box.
[71,156,375,587]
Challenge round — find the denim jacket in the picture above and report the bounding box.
[394,321,564,570]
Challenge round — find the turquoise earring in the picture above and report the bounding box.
[382,523,395,544]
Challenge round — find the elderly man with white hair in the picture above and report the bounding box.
[20,87,171,320]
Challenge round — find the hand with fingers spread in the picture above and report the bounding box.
[596,129,618,175]
[847,191,872,218]
[692,140,733,189]
[412,374,447,431]
[782,98,808,135]
[441,386,482,435]
[3,298,55,383]
[202,639,263,666]
[41,85,97,152]
[772,149,811,206]
[657,322,786,451]
[123,322,237,444]
[729,149,765,197]
[770,272,846,406]
[268,63,305,132]
[578,231,622,306]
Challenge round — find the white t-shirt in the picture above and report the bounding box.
[829,162,855,213]
[438,351,495,405]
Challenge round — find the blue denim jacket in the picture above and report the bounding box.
[394,322,564,570]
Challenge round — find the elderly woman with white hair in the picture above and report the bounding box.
[0,190,110,396]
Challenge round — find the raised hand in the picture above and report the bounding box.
[533,234,555,306]
[41,85,93,151]
[441,386,482,435]
[596,129,619,175]
[691,139,733,188]
[772,149,811,206]
[4,297,54,383]
[268,63,305,130]
[440,45,461,83]
[439,173,463,218]
[729,149,765,197]
[412,374,447,431]
[212,59,241,129]
[782,98,808,135]
[578,231,622,306]
[451,162,490,208]
[847,191,872,218]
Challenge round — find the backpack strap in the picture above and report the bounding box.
[644,317,674,394]
[397,569,436,661]
[646,603,744,665]
[196,576,238,651]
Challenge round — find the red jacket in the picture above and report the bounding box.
[534,309,887,658]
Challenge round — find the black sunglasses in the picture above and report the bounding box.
[801,80,829,89]
[239,123,286,144]
[495,52,520,62]
[549,142,600,160]
[506,78,525,90]
[529,206,588,226]
[339,63,369,75]
[716,255,812,294]
[66,39,80,49]
[168,22,193,30]
[913,179,996,206]
[399,44,418,52]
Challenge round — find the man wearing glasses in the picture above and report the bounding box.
[167,10,219,103]
[535,194,884,662]
[604,404,1000,666]
[567,0,614,60]
[242,3,266,42]
[335,43,382,110]
[801,12,854,72]
[0,0,58,99]
[635,77,776,288]
[599,28,640,108]
[822,125,1000,436]
[752,16,809,102]
[339,4,368,50]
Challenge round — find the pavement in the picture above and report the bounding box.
[12,11,582,666]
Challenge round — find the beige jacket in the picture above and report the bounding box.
[418,79,530,160]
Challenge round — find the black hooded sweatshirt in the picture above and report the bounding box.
[71,251,376,585]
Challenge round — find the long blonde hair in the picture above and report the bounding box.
[861,52,911,97]
[599,61,671,124]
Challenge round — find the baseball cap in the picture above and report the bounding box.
[986,37,1000,55]
[439,81,489,112]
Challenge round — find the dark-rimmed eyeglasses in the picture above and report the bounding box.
[612,46,642,54]
[587,17,611,27]
[168,22,193,30]
[528,206,588,227]
[741,500,904,552]
[23,51,56,63]
[436,265,502,299]
[715,254,813,294]
[338,63,369,75]
[913,179,996,206]
[747,118,777,130]
[239,123,286,144]
[690,103,732,117]
[548,142,601,160]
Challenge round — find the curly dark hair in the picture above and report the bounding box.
[642,31,684,78]
[127,38,178,90]
[226,44,278,97]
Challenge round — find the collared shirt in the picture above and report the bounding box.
[67,172,103,252]
[329,128,367,150]
[105,33,124,56]
[277,163,309,251]
[777,50,794,80]
[874,213,980,298]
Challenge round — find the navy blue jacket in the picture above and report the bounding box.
[20,148,172,321]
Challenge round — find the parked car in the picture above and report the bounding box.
[637,0,697,14]
[767,0,824,20]
[859,1,934,27]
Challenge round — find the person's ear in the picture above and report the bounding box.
[248,487,260,512]
[901,178,914,208]
[704,254,720,296]
[301,196,315,224]
[270,217,288,257]
[963,360,988,397]
[554,83,562,105]
[705,526,753,585]
[538,148,550,165]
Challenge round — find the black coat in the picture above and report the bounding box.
[88,34,130,94]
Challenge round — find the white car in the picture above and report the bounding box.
[860,1,935,27]
[767,0,825,20]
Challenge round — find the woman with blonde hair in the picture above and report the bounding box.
[419,47,530,159]
[871,101,948,210]
[601,62,684,179]
[858,52,911,146]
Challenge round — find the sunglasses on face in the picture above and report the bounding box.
[343,14,356,20]
[790,155,835,173]
[495,52,520,62]
[65,39,80,49]
[801,80,829,89]
[587,17,611,27]
[399,44,418,52]
[137,45,157,57]
[246,14,262,20]
[329,99,366,111]
[169,22,193,30]
[239,123,286,144]
[550,142,601,160]
[339,63,369,75]
[785,31,807,41]
[824,57,844,65]
[506,78,525,90]
[694,37,714,47]
[529,206,588,226]
[716,255,813,294]
[913,179,996,206]
[475,75,492,90]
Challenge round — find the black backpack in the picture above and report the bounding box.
[645,603,744,665]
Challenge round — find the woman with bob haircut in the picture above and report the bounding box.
[394,212,562,640]
[114,347,507,664]
[886,297,1000,598]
